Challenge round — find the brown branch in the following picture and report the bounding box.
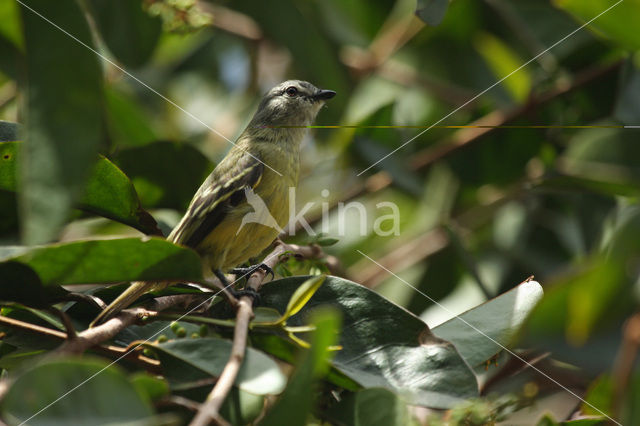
[188,241,323,426]
[612,312,640,418]
[55,308,148,355]
[0,313,160,372]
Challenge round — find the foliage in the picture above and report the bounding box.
[0,0,639,424]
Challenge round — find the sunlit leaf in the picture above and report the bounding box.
[4,237,202,286]
[554,0,640,50]
[433,280,543,367]
[253,275,478,408]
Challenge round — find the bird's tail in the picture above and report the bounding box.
[90,281,153,327]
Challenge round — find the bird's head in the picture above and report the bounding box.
[250,80,336,129]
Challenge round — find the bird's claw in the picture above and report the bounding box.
[232,287,261,307]
[230,263,274,280]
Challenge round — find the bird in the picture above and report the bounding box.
[91,80,335,326]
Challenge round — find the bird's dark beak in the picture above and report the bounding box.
[313,89,336,101]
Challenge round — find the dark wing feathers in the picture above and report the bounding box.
[170,155,264,249]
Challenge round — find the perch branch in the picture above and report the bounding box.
[188,241,325,426]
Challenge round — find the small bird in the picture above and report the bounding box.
[91,80,335,325]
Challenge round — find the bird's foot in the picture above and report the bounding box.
[232,287,261,307]
[230,263,274,280]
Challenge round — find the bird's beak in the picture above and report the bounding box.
[313,89,336,101]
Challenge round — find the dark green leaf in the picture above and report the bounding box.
[104,87,157,148]
[18,0,104,244]
[433,280,543,367]
[255,275,478,409]
[416,0,450,26]
[1,142,161,235]
[259,309,340,426]
[150,337,287,395]
[1,357,154,425]
[0,261,68,307]
[87,0,162,68]
[6,237,202,286]
[112,141,213,210]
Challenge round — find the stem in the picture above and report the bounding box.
[189,241,319,425]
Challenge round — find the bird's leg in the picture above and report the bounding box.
[229,263,275,281]
[214,269,261,307]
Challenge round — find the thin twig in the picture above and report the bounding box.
[189,241,322,425]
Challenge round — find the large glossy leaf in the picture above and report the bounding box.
[1,357,154,426]
[0,142,160,235]
[259,309,340,426]
[4,237,202,286]
[149,337,287,395]
[112,141,213,210]
[432,280,543,368]
[255,275,478,409]
[87,0,162,68]
[18,0,104,244]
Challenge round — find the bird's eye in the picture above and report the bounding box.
[285,86,298,97]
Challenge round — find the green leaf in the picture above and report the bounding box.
[150,337,287,395]
[554,0,640,50]
[87,0,162,68]
[0,1,23,49]
[475,32,532,103]
[5,237,202,286]
[432,280,543,368]
[254,275,478,409]
[18,0,104,244]
[325,388,410,426]
[130,372,170,403]
[0,357,154,425]
[104,87,157,148]
[81,156,161,235]
[416,0,450,26]
[112,141,213,210]
[278,275,326,325]
[220,388,265,426]
[0,142,161,235]
[259,309,341,426]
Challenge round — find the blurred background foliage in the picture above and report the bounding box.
[1,0,640,424]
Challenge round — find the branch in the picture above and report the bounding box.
[188,241,324,426]
[0,314,160,372]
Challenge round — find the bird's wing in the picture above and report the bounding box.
[169,153,264,249]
